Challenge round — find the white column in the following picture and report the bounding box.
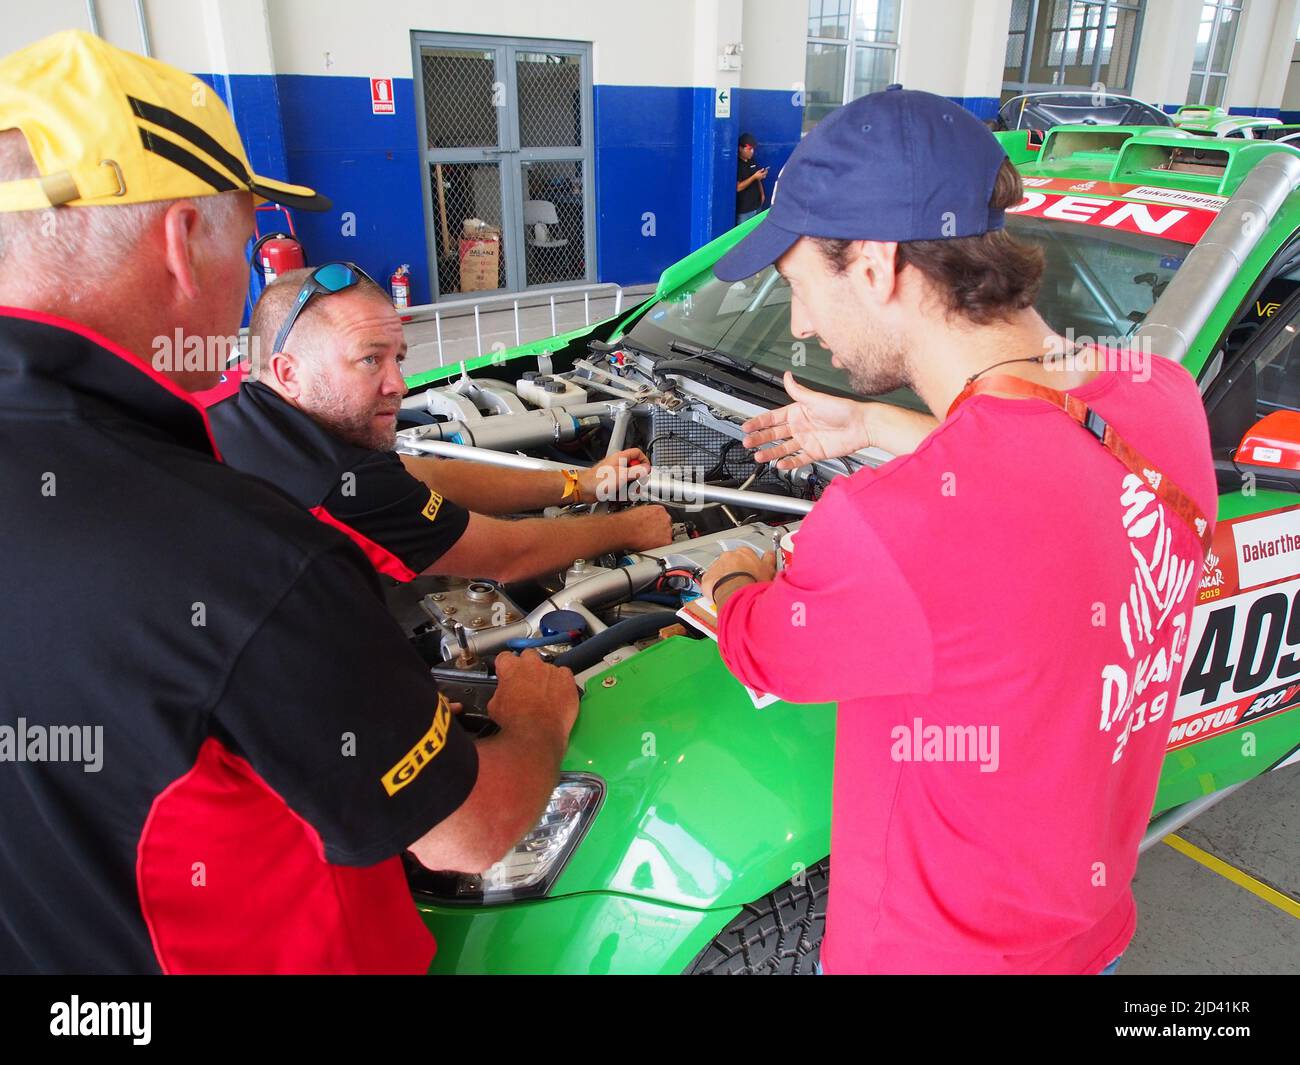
[1129,0,1201,110]
[896,0,1012,112]
[1225,0,1300,113]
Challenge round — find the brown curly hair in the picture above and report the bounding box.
[814,158,1044,326]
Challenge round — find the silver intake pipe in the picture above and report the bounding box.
[456,520,796,658]
[399,438,815,516]
[407,402,619,451]
[462,559,662,657]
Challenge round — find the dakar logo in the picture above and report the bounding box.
[1199,548,1224,592]
[1098,473,1198,764]
[382,695,452,796]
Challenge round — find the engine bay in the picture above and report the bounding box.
[390,342,868,694]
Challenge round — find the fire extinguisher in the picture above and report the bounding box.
[250,232,306,284]
[390,264,411,309]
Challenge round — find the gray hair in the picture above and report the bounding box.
[0,129,243,301]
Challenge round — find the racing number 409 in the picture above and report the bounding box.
[1181,588,1300,706]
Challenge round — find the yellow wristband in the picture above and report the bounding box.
[561,469,582,502]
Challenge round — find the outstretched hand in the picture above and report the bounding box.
[741,372,873,469]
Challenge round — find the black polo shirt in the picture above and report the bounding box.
[0,308,477,974]
[209,382,470,581]
[737,156,763,214]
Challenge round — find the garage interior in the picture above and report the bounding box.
[2,0,1298,980]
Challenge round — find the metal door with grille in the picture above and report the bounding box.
[411,32,596,300]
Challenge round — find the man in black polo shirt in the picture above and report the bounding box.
[0,31,578,974]
[736,132,768,225]
[210,268,673,583]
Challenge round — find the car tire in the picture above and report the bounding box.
[686,857,829,975]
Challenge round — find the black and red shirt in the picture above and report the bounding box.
[0,309,478,974]
[209,382,470,581]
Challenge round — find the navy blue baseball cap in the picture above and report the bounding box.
[714,86,1009,282]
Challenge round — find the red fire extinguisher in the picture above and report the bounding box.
[251,232,306,284]
[390,264,411,309]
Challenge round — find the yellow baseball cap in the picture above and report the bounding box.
[0,29,330,213]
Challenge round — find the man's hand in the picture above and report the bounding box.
[701,546,776,606]
[615,504,673,551]
[491,650,579,757]
[742,371,874,469]
[577,448,651,504]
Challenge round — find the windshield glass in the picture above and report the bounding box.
[625,214,1190,413]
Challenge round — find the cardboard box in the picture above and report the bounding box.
[458,234,500,292]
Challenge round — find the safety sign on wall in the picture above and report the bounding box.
[371,77,395,115]
[715,88,730,119]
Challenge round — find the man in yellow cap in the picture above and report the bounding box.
[0,30,580,975]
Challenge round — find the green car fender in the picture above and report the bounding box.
[419,635,835,972]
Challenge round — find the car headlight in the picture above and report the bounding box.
[410,772,604,905]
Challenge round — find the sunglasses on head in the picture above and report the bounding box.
[272,261,379,355]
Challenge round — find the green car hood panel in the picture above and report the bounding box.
[551,635,834,909]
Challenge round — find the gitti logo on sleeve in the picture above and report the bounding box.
[50,997,150,1045]
[382,695,452,796]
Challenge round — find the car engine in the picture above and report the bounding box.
[392,343,868,698]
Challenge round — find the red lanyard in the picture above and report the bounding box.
[947,374,1213,557]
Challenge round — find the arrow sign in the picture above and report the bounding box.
[715,88,731,119]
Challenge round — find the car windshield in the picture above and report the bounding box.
[625,214,1191,413]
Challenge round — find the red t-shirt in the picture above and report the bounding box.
[718,358,1216,974]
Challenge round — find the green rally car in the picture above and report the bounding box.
[385,122,1300,974]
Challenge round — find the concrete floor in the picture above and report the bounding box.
[1124,765,1300,974]
[401,283,657,378]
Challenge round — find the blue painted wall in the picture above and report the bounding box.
[276,75,429,302]
[200,74,1128,304]
[950,95,1001,121]
[1229,105,1283,119]
[592,85,695,287]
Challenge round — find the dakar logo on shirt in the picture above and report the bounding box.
[1098,473,1199,763]
[1199,548,1224,595]
[421,490,444,523]
[382,694,452,796]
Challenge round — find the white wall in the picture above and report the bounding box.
[1127,0,1199,108]
[265,0,700,85]
[0,0,110,52]
[1,0,275,77]
[1225,0,1300,110]
[1284,40,1300,110]
[896,0,1012,99]
[740,0,806,92]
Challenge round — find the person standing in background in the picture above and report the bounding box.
[736,132,768,225]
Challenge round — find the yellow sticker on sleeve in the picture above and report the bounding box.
[381,695,452,796]
[421,489,444,523]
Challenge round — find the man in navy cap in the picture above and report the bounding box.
[699,88,1216,974]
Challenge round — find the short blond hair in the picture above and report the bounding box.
[247,267,388,378]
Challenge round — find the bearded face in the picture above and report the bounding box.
[304,369,401,451]
[833,323,911,397]
[786,244,912,398]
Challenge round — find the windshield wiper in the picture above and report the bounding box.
[667,340,756,372]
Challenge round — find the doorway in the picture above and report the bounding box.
[411,32,596,299]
